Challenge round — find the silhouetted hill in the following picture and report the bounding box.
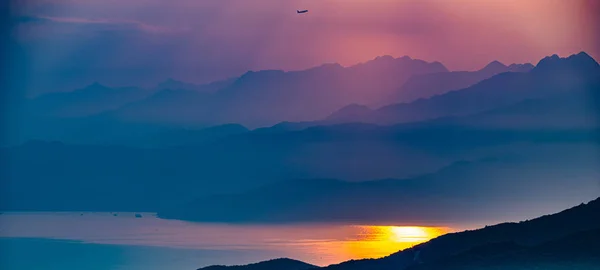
[25,83,153,117]
[372,197,600,270]
[157,78,201,91]
[327,104,374,121]
[532,52,600,74]
[4,123,599,213]
[508,63,535,72]
[111,88,215,125]
[407,228,600,270]
[326,52,599,125]
[252,121,317,134]
[15,80,242,144]
[156,77,235,93]
[159,155,600,224]
[194,198,600,270]
[128,124,249,148]
[445,91,600,129]
[198,258,316,270]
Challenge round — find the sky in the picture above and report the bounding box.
[6,0,600,96]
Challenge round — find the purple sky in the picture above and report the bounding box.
[9,0,600,95]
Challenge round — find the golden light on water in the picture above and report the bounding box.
[316,225,451,264]
[389,226,444,242]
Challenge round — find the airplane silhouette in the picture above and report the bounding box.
[297,10,308,14]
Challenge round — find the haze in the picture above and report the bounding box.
[9,0,600,95]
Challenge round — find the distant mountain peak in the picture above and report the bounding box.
[487,60,506,67]
[507,63,534,72]
[430,61,449,72]
[162,78,179,83]
[534,51,600,73]
[81,82,110,92]
[370,55,415,64]
[326,103,373,121]
[574,51,593,59]
[235,69,286,85]
[568,51,599,65]
[88,81,106,88]
[156,77,201,91]
[338,103,371,112]
[479,60,508,74]
[322,62,343,68]
[241,69,285,76]
[308,62,344,72]
[375,55,395,60]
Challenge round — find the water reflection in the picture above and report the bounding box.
[0,212,452,267]
[316,225,449,263]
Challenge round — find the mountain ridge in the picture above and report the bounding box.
[325,51,599,126]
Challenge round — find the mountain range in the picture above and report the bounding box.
[15,55,540,142]
[325,52,600,125]
[2,52,599,218]
[106,56,450,127]
[387,60,534,104]
[4,120,598,213]
[11,52,597,146]
[158,154,600,224]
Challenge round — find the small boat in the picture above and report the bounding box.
[297,10,308,14]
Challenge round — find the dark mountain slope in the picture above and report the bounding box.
[408,228,600,270]
[322,197,600,270]
[198,258,317,270]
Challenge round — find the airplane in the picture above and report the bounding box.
[297,10,308,14]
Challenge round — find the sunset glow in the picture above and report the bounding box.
[4,0,600,269]
[330,225,451,263]
[390,226,438,242]
[11,0,600,94]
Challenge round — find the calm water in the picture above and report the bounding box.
[0,212,460,270]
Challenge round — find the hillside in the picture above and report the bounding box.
[158,155,600,224]
[198,258,317,270]
[196,198,600,270]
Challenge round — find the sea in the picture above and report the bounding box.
[0,212,466,270]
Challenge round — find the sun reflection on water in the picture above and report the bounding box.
[328,225,449,262]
